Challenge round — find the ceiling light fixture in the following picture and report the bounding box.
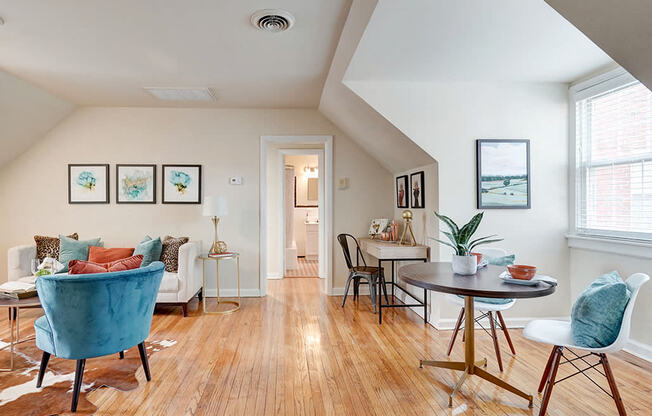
[144,87,217,102]
[250,9,295,33]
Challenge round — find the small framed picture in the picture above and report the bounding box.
[410,171,425,209]
[396,175,409,208]
[369,218,390,236]
[68,164,109,204]
[476,139,531,209]
[162,165,201,204]
[116,164,156,204]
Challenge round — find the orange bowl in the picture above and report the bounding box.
[507,264,537,280]
[470,252,483,264]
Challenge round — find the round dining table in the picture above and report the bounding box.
[399,262,556,408]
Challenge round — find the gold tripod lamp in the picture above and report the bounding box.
[203,195,229,255]
[399,209,416,246]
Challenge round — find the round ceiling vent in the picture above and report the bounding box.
[250,9,295,33]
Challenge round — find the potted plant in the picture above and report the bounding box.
[431,212,502,275]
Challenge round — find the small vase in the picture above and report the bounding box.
[451,255,478,275]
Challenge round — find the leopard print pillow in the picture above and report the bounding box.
[34,233,79,262]
[159,236,189,272]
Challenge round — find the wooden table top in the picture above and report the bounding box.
[399,262,555,299]
[0,295,41,308]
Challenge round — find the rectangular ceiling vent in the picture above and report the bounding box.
[144,87,217,102]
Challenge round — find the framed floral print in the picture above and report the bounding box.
[116,164,156,204]
[68,164,109,204]
[162,164,201,204]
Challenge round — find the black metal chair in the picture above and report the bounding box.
[337,234,388,313]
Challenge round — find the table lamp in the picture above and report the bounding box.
[203,196,228,255]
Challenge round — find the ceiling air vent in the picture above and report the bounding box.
[144,87,217,102]
[250,9,295,33]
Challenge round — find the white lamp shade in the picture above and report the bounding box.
[203,195,228,217]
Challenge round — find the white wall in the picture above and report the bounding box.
[0,107,393,295]
[347,80,570,323]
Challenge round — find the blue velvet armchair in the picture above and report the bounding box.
[34,262,165,412]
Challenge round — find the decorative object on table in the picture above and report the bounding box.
[160,236,190,272]
[396,175,409,208]
[116,164,156,203]
[68,164,109,204]
[507,264,537,280]
[34,257,64,277]
[409,171,425,208]
[199,253,240,314]
[390,220,399,241]
[162,164,201,204]
[368,218,390,239]
[0,280,37,300]
[476,139,530,209]
[399,209,416,246]
[34,233,78,262]
[203,195,229,255]
[431,212,502,275]
[499,271,557,286]
[58,235,102,272]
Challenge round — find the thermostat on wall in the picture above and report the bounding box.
[338,177,349,190]
[229,176,243,185]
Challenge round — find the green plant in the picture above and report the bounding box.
[431,212,502,256]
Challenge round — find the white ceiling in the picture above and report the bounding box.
[345,0,614,83]
[0,0,351,108]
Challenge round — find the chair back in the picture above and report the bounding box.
[36,262,165,360]
[605,272,649,352]
[475,247,507,258]
[337,234,366,271]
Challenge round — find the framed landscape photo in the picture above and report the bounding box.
[116,164,156,204]
[396,175,409,208]
[162,164,201,204]
[476,139,531,209]
[410,171,425,208]
[68,164,109,204]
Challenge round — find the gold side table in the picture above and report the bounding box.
[199,253,240,315]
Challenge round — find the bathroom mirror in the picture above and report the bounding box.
[307,178,318,201]
[294,177,318,207]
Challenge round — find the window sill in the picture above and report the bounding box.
[566,234,652,259]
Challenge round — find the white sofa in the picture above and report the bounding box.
[7,241,203,317]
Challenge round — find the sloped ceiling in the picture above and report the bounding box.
[545,0,652,90]
[318,0,434,173]
[0,70,75,167]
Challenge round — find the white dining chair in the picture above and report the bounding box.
[445,247,516,372]
[523,272,649,416]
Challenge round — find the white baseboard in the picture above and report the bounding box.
[267,273,283,280]
[204,288,260,297]
[624,339,652,362]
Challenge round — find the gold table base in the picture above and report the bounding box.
[201,254,241,315]
[1,307,36,372]
[419,296,533,408]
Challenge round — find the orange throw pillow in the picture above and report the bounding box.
[107,255,143,272]
[68,255,143,275]
[88,246,135,263]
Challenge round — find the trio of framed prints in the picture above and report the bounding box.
[68,164,202,204]
[395,171,425,209]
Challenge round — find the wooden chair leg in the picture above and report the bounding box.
[447,308,465,356]
[601,354,627,416]
[119,351,125,359]
[488,311,503,372]
[496,311,516,355]
[71,359,86,412]
[538,346,557,393]
[36,351,50,388]
[138,342,151,382]
[539,346,562,416]
[342,274,354,307]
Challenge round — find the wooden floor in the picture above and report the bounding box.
[285,258,319,278]
[1,278,651,415]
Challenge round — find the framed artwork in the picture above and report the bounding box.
[162,164,201,204]
[369,218,390,236]
[410,171,425,209]
[68,164,109,204]
[396,175,409,208]
[476,139,531,209]
[116,164,156,204]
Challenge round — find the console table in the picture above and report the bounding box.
[359,238,430,324]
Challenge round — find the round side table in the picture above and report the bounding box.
[0,295,42,371]
[199,253,241,314]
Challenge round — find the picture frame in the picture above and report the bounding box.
[476,139,531,209]
[162,164,202,204]
[369,218,390,236]
[116,164,156,204]
[68,164,109,204]
[396,175,409,208]
[409,171,425,209]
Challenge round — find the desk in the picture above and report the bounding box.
[359,238,429,324]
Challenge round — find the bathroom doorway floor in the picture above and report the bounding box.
[284,258,319,278]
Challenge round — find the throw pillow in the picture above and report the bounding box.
[134,236,163,267]
[88,246,135,263]
[34,233,79,262]
[68,255,144,275]
[160,235,189,272]
[68,260,108,274]
[107,255,143,272]
[571,271,631,348]
[59,235,102,272]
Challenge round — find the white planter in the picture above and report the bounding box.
[452,255,478,275]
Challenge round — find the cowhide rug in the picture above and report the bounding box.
[0,338,176,415]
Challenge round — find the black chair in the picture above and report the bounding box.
[337,234,388,313]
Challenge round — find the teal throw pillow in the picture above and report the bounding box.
[134,236,163,267]
[486,254,516,266]
[58,235,102,272]
[571,271,631,348]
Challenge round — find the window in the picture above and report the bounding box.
[572,70,652,241]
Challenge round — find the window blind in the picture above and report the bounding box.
[574,79,652,241]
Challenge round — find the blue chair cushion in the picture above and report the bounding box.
[571,271,631,348]
[134,236,163,267]
[34,315,55,355]
[58,235,102,272]
[487,254,516,266]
